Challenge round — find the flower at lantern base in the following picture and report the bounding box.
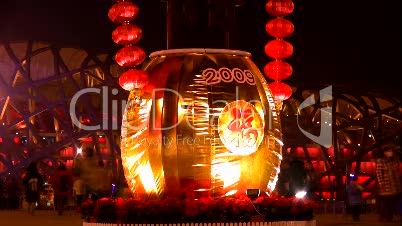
[112,23,143,45]
[268,81,292,102]
[119,69,149,91]
[108,1,139,24]
[266,0,294,17]
[86,195,317,223]
[264,39,293,60]
[115,46,146,68]
[264,60,292,81]
[266,18,294,38]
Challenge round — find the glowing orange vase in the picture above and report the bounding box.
[121,49,283,200]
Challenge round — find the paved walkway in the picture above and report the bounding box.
[0,209,83,226]
[315,214,400,226]
[0,210,400,226]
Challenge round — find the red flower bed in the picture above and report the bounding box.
[79,195,318,224]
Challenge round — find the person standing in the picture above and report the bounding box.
[73,174,86,207]
[0,176,6,209]
[22,161,44,215]
[52,162,73,216]
[6,176,20,210]
[288,158,307,196]
[376,146,401,222]
[346,177,364,221]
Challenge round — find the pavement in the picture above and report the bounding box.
[0,209,83,226]
[314,214,401,226]
[0,210,400,226]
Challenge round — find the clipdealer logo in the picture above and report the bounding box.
[69,85,333,148]
[68,86,271,132]
[297,86,333,148]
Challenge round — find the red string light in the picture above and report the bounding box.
[266,18,294,38]
[108,0,149,91]
[264,0,294,102]
[112,23,143,45]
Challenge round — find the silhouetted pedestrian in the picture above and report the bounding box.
[0,176,6,209]
[376,145,401,223]
[288,158,307,196]
[52,162,73,216]
[73,174,86,207]
[6,175,20,210]
[22,161,44,215]
[346,177,363,221]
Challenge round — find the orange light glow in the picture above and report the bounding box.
[138,162,158,193]
[76,147,82,155]
[267,168,280,192]
[225,190,238,196]
[121,97,164,197]
[211,160,241,188]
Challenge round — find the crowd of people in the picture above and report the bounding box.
[0,147,113,216]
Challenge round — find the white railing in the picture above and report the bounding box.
[83,221,316,226]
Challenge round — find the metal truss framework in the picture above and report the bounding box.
[280,85,402,200]
[0,41,127,182]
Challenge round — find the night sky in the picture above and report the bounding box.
[0,0,401,96]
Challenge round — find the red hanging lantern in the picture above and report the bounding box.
[268,81,292,101]
[119,69,149,91]
[108,1,139,24]
[115,45,146,67]
[264,39,293,60]
[266,18,294,38]
[264,60,293,81]
[112,23,143,45]
[264,0,294,103]
[109,0,148,93]
[266,0,294,17]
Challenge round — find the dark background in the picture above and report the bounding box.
[0,0,401,96]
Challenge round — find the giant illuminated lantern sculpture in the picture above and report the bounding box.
[120,49,283,199]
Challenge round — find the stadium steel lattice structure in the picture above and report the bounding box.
[279,84,402,200]
[0,41,127,183]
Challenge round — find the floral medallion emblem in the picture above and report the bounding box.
[218,100,264,155]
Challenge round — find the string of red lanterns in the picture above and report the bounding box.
[108,0,149,92]
[264,0,294,102]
